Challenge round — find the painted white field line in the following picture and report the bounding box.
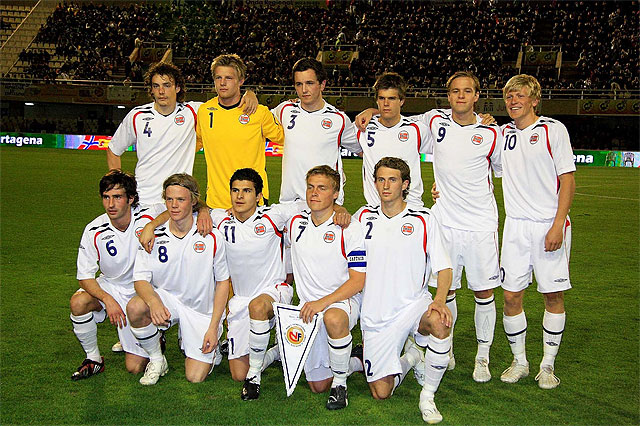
[575,192,639,201]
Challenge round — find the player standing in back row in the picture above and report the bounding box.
[499,74,575,390]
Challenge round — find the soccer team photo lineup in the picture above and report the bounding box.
[69,53,576,424]
[0,1,638,424]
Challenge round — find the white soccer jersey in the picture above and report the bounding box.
[286,210,366,303]
[416,109,502,231]
[133,222,229,316]
[355,204,451,331]
[210,202,302,299]
[77,207,153,293]
[357,115,428,206]
[501,116,576,221]
[109,101,202,206]
[272,100,360,204]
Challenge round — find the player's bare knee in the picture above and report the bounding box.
[308,381,330,393]
[230,368,246,382]
[126,361,147,375]
[447,289,456,296]
[185,368,208,383]
[248,297,270,320]
[420,313,449,339]
[543,291,564,313]
[503,290,524,315]
[69,292,93,316]
[126,296,149,325]
[323,310,349,338]
[475,288,493,299]
[370,383,392,400]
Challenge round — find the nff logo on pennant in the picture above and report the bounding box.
[285,325,305,346]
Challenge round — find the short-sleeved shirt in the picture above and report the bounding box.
[416,109,502,232]
[133,221,229,316]
[286,210,366,303]
[108,102,201,206]
[354,204,451,331]
[272,100,360,204]
[210,202,303,299]
[197,98,284,209]
[77,207,154,293]
[357,115,429,206]
[500,116,575,221]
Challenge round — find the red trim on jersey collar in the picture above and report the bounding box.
[279,103,297,124]
[358,208,373,222]
[429,114,444,132]
[132,111,144,138]
[262,213,283,238]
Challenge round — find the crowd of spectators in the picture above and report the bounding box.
[20,2,166,81]
[11,0,640,91]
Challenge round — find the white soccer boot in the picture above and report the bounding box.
[139,356,168,385]
[472,357,491,383]
[419,390,443,424]
[535,365,560,389]
[111,341,123,353]
[500,359,529,383]
[447,353,456,371]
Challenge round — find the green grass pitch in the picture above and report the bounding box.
[0,147,638,424]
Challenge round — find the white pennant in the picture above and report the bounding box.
[273,302,323,397]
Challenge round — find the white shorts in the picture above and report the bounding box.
[226,284,294,360]
[304,293,362,382]
[78,278,147,358]
[362,295,431,382]
[155,288,224,364]
[500,216,572,293]
[428,226,500,292]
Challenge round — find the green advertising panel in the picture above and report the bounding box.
[0,132,63,148]
[573,150,639,167]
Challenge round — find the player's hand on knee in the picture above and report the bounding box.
[426,300,452,328]
[201,327,218,354]
[196,207,213,236]
[139,222,156,253]
[149,301,170,327]
[544,225,563,252]
[431,182,440,202]
[103,295,126,328]
[240,90,258,115]
[478,113,497,125]
[300,300,325,324]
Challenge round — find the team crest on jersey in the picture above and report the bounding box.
[174,114,185,125]
[321,118,333,129]
[529,134,539,144]
[401,223,414,235]
[255,224,266,235]
[193,241,206,253]
[238,114,250,124]
[135,227,144,238]
[285,325,305,346]
[323,231,335,243]
[398,130,410,142]
[471,134,483,145]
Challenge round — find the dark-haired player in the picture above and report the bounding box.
[70,170,152,380]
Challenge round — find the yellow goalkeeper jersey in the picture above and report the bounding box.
[196,97,284,208]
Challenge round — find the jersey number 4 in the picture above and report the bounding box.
[143,122,152,137]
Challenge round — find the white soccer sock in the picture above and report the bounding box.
[261,345,280,372]
[541,310,565,369]
[71,312,101,362]
[247,319,271,382]
[474,295,496,361]
[348,357,363,375]
[328,334,352,388]
[422,334,451,397]
[446,294,457,356]
[131,323,163,363]
[503,311,527,365]
[392,345,420,393]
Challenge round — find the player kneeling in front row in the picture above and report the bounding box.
[355,158,453,424]
[290,166,367,410]
[209,169,300,399]
[71,170,152,380]
[126,174,230,385]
